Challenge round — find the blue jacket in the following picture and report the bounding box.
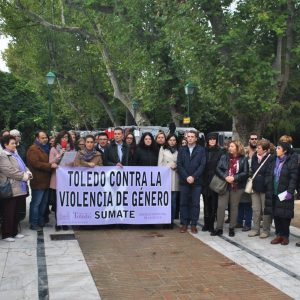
[177,145,206,186]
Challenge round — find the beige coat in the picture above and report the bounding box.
[0,150,29,197]
[158,147,179,191]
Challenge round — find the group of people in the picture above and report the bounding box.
[0,127,299,248]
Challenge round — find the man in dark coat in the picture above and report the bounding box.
[26,131,58,230]
[95,132,109,155]
[104,127,129,167]
[177,130,206,234]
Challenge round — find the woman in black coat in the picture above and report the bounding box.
[265,141,298,245]
[202,133,223,232]
[211,140,249,237]
[134,132,159,166]
[248,139,273,238]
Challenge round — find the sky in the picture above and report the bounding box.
[0,35,10,72]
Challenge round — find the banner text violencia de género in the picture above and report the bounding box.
[56,166,171,225]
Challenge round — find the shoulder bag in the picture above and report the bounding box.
[209,175,228,195]
[245,154,271,194]
[0,178,13,199]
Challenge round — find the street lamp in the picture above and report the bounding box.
[132,99,139,124]
[184,82,195,125]
[45,71,56,133]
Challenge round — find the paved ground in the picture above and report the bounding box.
[1,199,300,299]
[76,225,291,300]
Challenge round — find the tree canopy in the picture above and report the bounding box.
[1,0,300,143]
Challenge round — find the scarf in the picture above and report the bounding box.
[228,156,239,191]
[5,149,27,192]
[79,147,97,162]
[257,152,267,163]
[56,143,72,152]
[34,140,50,154]
[273,155,286,195]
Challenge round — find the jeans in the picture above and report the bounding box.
[180,185,201,226]
[29,189,49,227]
[171,191,178,224]
[237,202,252,228]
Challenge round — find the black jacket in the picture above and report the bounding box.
[104,140,129,166]
[203,146,223,187]
[134,146,158,166]
[251,153,273,193]
[177,145,206,186]
[264,154,298,218]
[215,154,249,189]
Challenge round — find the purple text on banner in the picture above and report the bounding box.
[56,166,171,225]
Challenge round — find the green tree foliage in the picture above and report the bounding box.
[0,71,46,144]
[1,0,300,143]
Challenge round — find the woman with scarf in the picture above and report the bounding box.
[125,132,137,166]
[211,140,248,237]
[265,141,298,245]
[74,135,103,167]
[202,133,223,232]
[134,132,159,166]
[49,130,75,231]
[158,134,179,227]
[0,135,32,241]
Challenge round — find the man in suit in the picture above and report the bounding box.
[177,130,206,234]
[104,127,129,167]
[95,132,109,155]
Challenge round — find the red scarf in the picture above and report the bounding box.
[228,156,239,190]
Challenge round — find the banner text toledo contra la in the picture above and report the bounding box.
[56,166,171,225]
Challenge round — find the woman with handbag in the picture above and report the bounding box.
[0,135,32,242]
[211,140,249,237]
[248,140,273,238]
[264,141,298,245]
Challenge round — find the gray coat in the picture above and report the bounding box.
[0,150,29,197]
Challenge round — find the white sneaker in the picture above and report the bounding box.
[15,234,25,239]
[248,230,259,237]
[3,237,15,242]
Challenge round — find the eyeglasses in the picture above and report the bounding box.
[250,138,257,140]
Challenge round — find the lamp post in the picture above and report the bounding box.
[45,71,56,133]
[132,99,139,125]
[184,82,195,125]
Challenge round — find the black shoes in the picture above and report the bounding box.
[229,228,235,237]
[242,226,251,232]
[202,225,209,232]
[211,229,223,236]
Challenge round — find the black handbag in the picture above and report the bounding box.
[209,175,228,195]
[0,179,13,199]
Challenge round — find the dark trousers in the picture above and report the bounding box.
[180,185,201,226]
[203,190,218,230]
[274,216,291,238]
[1,195,22,239]
[237,202,253,227]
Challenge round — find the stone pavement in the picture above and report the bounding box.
[75,225,291,300]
